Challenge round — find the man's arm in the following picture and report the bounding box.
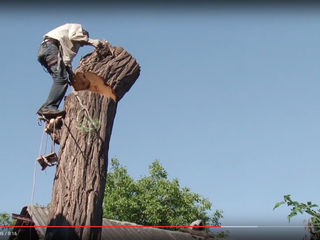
[87,38,104,48]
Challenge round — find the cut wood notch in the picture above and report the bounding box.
[72,41,140,102]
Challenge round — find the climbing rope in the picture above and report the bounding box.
[31,123,46,205]
[70,85,101,145]
[51,119,56,153]
[71,86,94,124]
[32,116,58,204]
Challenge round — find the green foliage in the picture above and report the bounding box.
[0,213,16,226]
[0,212,16,235]
[103,158,224,231]
[76,116,101,145]
[0,213,10,226]
[274,194,320,239]
[76,117,101,134]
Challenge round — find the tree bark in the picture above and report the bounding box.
[45,42,140,240]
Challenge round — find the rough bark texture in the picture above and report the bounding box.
[45,42,140,240]
[45,92,117,240]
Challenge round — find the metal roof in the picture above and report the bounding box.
[13,206,215,240]
[27,205,49,239]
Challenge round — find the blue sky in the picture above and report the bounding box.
[1,3,320,238]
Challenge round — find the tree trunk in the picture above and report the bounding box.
[45,42,140,240]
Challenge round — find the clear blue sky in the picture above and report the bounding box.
[1,3,319,239]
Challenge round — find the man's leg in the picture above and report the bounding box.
[37,41,68,116]
[41,61,68,110]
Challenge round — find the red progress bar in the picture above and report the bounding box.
[0,225,221,228]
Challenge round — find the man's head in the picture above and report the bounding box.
[79,29,89,46]
[82,29,89,38]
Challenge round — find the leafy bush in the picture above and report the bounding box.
[103,158,225,236]
[274,194,320,239]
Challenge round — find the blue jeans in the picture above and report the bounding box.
[37,41,68,111]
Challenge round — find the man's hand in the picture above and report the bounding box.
[90,39,103,48]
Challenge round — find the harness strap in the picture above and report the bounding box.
[47,58,58,67]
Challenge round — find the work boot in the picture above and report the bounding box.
[37,107,66,118]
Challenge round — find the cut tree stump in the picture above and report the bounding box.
[44,42,140,240]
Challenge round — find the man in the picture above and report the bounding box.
[37,23,103,117]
